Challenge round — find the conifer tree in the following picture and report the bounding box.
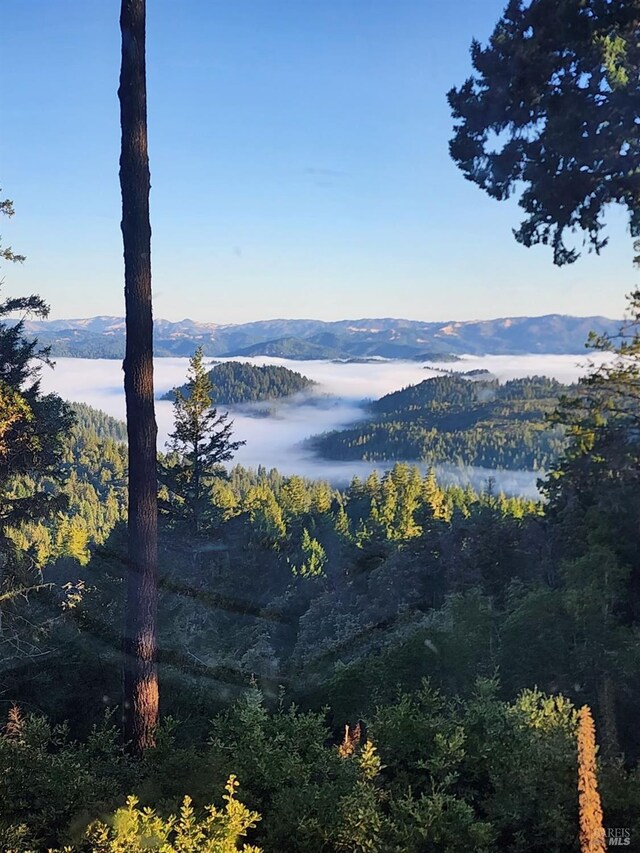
[280,475,310,517]
[292,528,327,578]
[118,0,159,753]
[449,0,640,267]
[0,196,72,527]
[244,481,286,546]
[161,348,244,532]
[554,289,640,448]
[0,193,73,668]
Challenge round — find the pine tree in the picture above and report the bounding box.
[0,193,73,669]
[423,467,446,520]
[295,528,327,578]
[244,481,286,546]
[280,475,310,517]
[161,348,244,532]
[378,474,398,539]
[0,196,73,528]
[449,0,640,267]
[118,0,159,753]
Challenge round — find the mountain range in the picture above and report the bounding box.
[14,313,621,359]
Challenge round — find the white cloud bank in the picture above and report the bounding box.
[38,353,610,496]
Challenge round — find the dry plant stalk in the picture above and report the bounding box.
[577,705,606,853]
[4,703,24,741]
[338,722,362,758]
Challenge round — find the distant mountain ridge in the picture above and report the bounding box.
[14,313,621,359]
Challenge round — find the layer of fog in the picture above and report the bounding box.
[39,353,610,497]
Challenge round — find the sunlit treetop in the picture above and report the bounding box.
[448,0,640,265]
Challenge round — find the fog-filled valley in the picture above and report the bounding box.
[6,0,640,846]
[39,352,609,496]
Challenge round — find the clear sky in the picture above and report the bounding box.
[1,0,634,323]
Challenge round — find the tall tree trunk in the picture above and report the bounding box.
[193,445,201,534]
[597,673,620,760]
[118,0,158,754]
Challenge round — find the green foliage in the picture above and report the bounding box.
[0,681,638,852]
[0,194,73,518]
[311,375,568,469]
[0,709,135,851]
[206,689,363,852]
[2,289,640,848]
[289,529,327,578]
[546,290,640,488]
[163,361,314,406]
[68,403,128,443]
[159,349,244,532]
[85,779,261,853]
[448,0,640,265]
[0,194,75,670]
[5,406,128,565]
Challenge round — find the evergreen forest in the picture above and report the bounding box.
[311,375,569,470]
[162,359,315,406]
[3,294,640,849]
[3,0,640,849]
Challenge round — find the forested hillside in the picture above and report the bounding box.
[3,0,640,844]
[311,374,569,470]
[4,390,640,849]
[3,215,639,853]
[4,302,640,848]
[163,360,315,405]
[5,402,128,565]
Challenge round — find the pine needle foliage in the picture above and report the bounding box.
[160,348,244,532]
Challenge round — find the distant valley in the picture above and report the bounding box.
[38,353,606,497]
[16,313,621,359]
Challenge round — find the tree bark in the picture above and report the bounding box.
[597,673,620,760]
[118,0,158,754]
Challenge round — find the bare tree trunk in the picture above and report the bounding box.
[118,0,158,754]
[597,673,620,760]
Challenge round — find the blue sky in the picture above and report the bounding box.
[1,0,634,323]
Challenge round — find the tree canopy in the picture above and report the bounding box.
[163,361,314,406]
[448,0,640,265]
[160,348,245,532]
[0,195,72,530]
[0,193,74,673]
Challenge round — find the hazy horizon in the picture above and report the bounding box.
[15,307,624,326]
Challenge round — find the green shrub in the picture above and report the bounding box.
[84,776,261,852]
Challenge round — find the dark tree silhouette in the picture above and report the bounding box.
[0,194,73,668]
[448,0,640,266]
[118,0,158,753]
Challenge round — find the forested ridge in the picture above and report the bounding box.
[3,0,640,847]
[5,403,128,565]
[4,376,640,848]
[4,313,640,849]
[162,360,315,406]
[311,374,569,470]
